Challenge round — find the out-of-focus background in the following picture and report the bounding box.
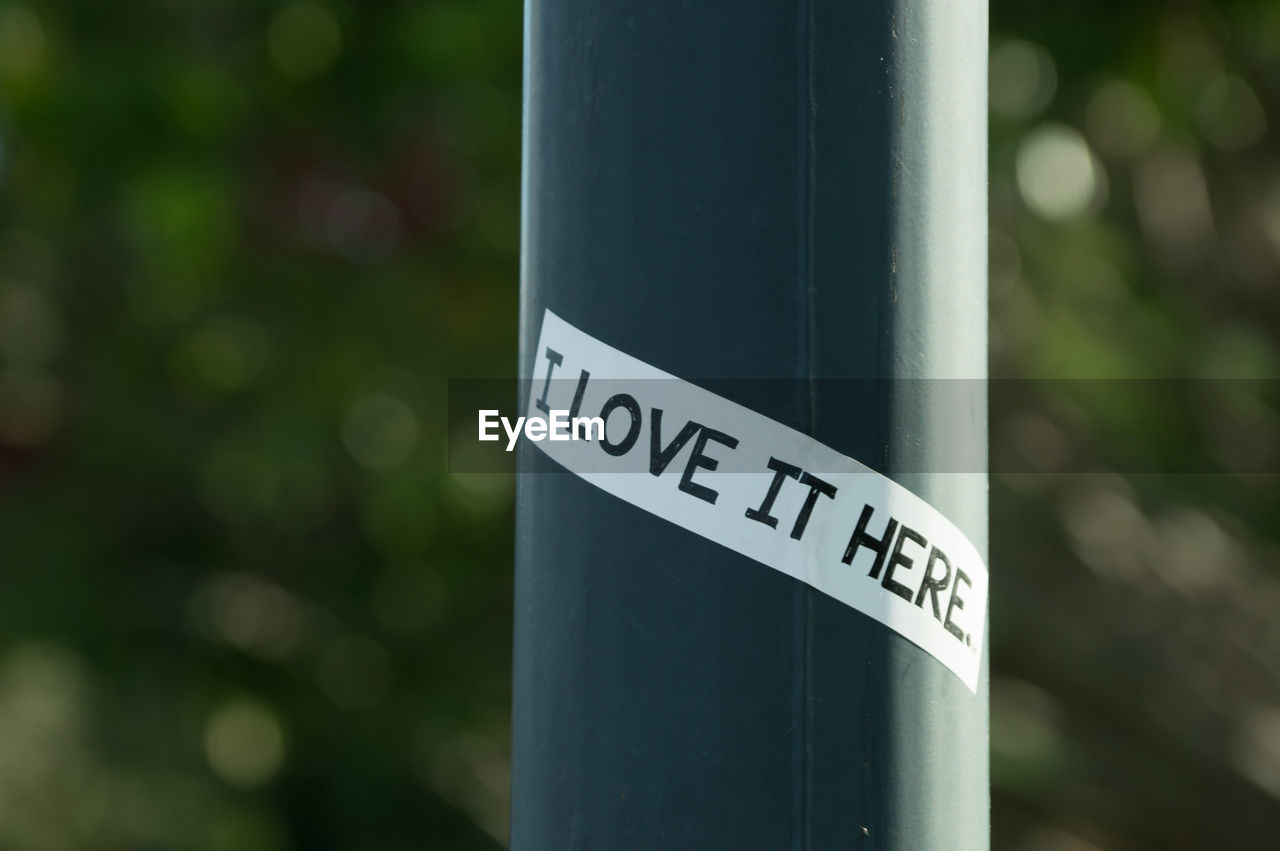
[0,1,1277,848]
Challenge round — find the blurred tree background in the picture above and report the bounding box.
[0,0,1277,849]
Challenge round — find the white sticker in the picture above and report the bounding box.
[526,309,988,692]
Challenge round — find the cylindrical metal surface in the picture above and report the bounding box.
[513,1,988,847]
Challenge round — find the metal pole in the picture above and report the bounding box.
[513,1,988,848]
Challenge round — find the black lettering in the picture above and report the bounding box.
[882,525,926,602]
[913,547,953,621]
[841,504,899,580]
[790,472,838,540]
[599,394,641,456]
[678,427,739,504]
[568,369,590,420]
[534,347,563,415]
[744,457,802,529]
[649,409,703,476]
[944,569,972,642]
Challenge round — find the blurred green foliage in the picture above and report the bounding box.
[0,0,519,848]
[0,0,1278,849]
[989,2,1280,849]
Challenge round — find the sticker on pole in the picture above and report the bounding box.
[522,309,988,692]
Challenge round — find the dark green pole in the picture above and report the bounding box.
[513,1,988,848]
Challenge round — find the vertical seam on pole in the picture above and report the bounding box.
[792,0,804,844]
[793,0,818,849]
[803,0,817,839]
